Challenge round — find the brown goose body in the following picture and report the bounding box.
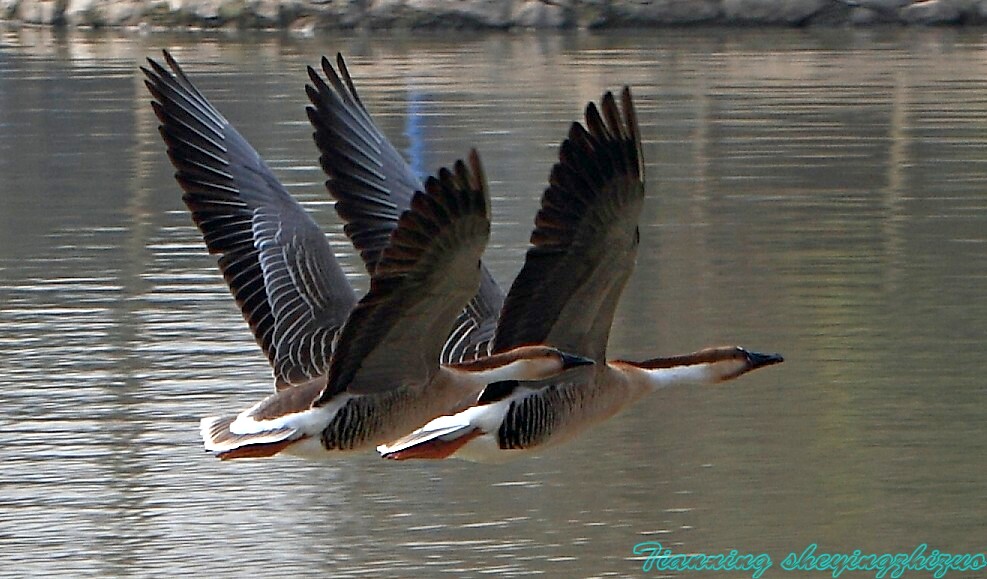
[380,348,783,462]
[376,86,785,462]
[202,347,590,459]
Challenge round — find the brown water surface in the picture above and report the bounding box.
[1,26,985,577]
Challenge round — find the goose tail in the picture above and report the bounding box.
[378,416,481,460]
[200,415,303,460]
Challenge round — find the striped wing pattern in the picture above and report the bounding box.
[493,88,645,361]
[143,51,357,387]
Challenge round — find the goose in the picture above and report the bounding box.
[142,52,592,459]
[377,87,784,462]
[142,51,500,388]
[303,54,504,364]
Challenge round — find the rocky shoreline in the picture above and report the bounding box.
[3,0,987,29]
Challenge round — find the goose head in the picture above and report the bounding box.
[617,346,784,390]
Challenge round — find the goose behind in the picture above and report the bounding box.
[143,51,593,460]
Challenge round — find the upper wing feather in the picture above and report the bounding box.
[143,50,357,387]
[304,55,502,364]
[316,151,491,403]
[492,88,645,361]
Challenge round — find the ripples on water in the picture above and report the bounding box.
[1,26,985,576]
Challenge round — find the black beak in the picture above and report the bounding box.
[560,352,595,369]
[745,350,784,370]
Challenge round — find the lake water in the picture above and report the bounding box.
[1,25,985,577]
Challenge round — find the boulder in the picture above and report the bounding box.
[602,0,721,25]
[849,5,891,22]
[841,0,912,22]
[366,0,512,28]
[512,0,569,27]
[975,0,987,20]
[18,0,63,24]
[180,0,224,22]
[310,0,362,28]
[63,0,146,26]
[722,0,830,24]
[900,0,964,23]
[847,0,912,11]
[243,0,306,25]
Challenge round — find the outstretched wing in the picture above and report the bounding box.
[315,151,490,406]
[143,51,356,387]
[316,151,491,403]
[492,88,645,361]
[304,54,502,364]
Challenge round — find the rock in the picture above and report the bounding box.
[807,0,853,24]
[309,0,362,28]
[104,0,142,24]
[62,0,94,23]
[63,0,145,26]
[366,0,512,28]
[245,0,305,25]
[570,0,606,27]
[846,0,912,11]
[849,5,890,22]
[602,0,721,25]
[722,0,829,24]
[250,0,280,22]
[288,12,316,32]
[142,0,182,25]
[12,0,987,27]
[18,0,63,24]
[216,0,245,20]
[181,0,223,22]
[512,0,569,27]
[839,0,914,22]
[900,0,964,23]
[1,0,18,19]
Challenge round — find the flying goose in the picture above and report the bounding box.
[142,52,592,459]
[377,88,783,462]
[304,54,504,364]
[142,51,502,382]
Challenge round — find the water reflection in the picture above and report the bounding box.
[1,25,985,575]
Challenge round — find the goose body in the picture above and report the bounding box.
[377,86,785,462]
[380,348,783,462]
[203,348,589,459]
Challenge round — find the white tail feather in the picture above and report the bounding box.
[200,414,301,459]
[377,416,473,456]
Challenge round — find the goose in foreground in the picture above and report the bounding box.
[200,152,592,459]
[378,87,783,462]
[142,52,592,459]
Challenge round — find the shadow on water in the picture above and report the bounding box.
[0,24,985,575]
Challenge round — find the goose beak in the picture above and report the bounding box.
[745,350,784,370]
[560,352,595,369]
